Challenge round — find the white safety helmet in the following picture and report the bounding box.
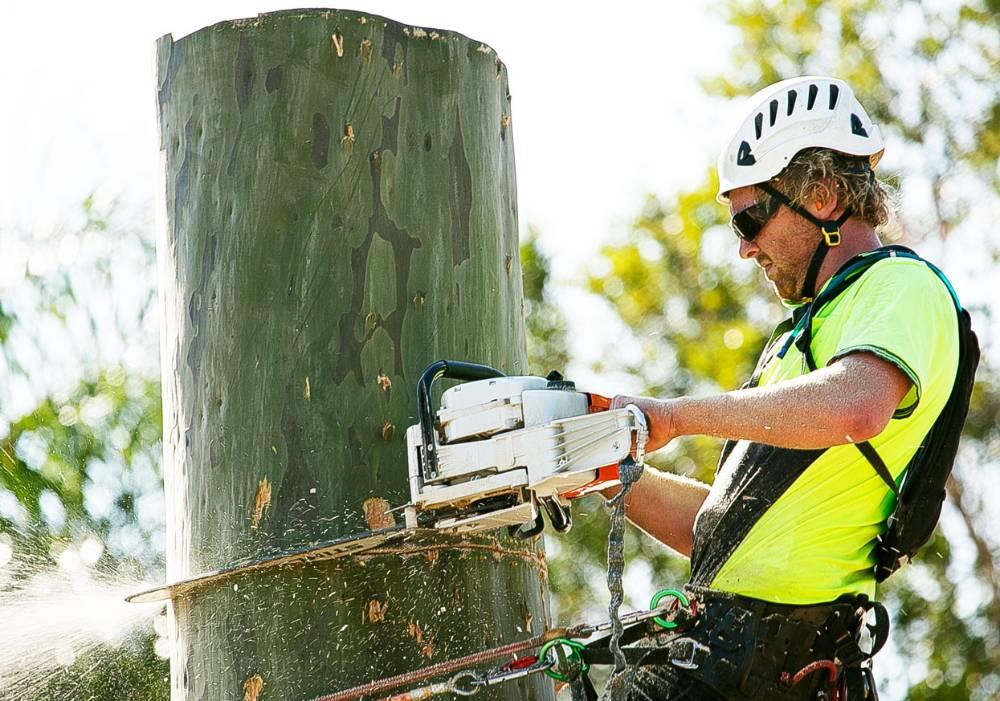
[716,76,884,203]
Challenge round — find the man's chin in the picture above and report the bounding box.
[773,280,804,304]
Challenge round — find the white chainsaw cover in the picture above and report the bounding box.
[438,376,556,442]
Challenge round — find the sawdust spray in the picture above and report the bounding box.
[0,537,165,698]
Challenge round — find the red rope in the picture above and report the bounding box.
[311,626,589,701]
[781,659,842,701]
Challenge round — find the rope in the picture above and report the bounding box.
[311,625,590,701]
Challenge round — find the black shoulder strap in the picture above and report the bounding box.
[777,246,952,495]
[856,440,900,497]
[789,246,920,370]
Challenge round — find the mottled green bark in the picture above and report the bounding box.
[156,10,552,700]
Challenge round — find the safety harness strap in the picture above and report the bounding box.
[758,182,853,301]
[855,441,900,497]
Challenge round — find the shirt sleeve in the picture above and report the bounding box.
[825,259,956,418]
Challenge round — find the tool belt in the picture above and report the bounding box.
[579,585,889,700]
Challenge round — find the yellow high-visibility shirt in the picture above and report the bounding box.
[692,255,959,604]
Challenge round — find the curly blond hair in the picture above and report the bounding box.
[771,147,892,228]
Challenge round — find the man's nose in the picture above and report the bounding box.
[738,237,759,260]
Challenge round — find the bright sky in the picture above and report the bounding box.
[0,1,738,389]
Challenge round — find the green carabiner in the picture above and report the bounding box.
[650,588,690,629]
[540,638,588,681]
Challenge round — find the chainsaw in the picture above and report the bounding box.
[402,359,647,538]
[127,359,647,603]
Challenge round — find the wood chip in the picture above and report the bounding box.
[367,598,388,623]
[363,497,396,530]
[243,674,264,701]
[376,370,392,392]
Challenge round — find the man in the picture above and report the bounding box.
[607,77,961,699]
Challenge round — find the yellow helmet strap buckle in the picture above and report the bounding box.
[821,222,842,247]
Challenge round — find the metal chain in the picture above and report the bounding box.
[601,406,648,699]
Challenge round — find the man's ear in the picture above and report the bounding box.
[812,180,840,219]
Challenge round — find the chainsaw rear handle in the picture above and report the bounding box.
[417,360,507,480]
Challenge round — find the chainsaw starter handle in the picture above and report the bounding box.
[416,360,506,480]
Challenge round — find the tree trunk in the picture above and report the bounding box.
[155,10,552,700]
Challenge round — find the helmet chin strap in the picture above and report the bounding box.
[758,182,853,301]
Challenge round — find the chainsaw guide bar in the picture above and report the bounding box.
[126,526,416,604]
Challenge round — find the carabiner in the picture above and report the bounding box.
[539,638,588,682]
[650,588,690,629]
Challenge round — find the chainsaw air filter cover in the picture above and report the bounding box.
[437,376,588,444]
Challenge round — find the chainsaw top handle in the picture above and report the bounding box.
[417,360,507,480]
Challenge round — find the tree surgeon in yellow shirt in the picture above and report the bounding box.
[603,77,975,701]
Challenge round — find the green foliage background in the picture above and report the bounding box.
[0,2,997,699]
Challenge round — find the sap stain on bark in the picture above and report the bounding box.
[156,37,185,127]
[448,113,473,267]
[333,97,421,384]
[311,112,331,169]
[225,37,257,176]
[170,115,195,248]
[265,65,283,93]
[185,225,217,379]
[234,36,254,114]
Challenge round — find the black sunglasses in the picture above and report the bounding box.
[729,193,781,241]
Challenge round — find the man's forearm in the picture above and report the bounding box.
[616,469,709,558]
[649,355,908,449]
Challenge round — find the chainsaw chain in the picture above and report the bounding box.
[601,454,645,699]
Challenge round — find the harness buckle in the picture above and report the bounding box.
[668,636,710,670]
[821,223,842,246]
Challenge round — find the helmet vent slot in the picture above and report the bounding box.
[851,113,869,137]
[754,113,763,140]
[786,89,797,115]
[737,140,756,166]
[829,83,840,109]
[807,84,818,110]
[769,99,779,127]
